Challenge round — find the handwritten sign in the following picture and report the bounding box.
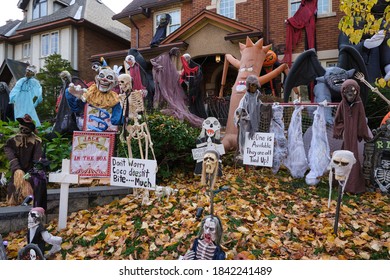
[192,144,225,161]
[243,132,274,167]
[110,157,157,190]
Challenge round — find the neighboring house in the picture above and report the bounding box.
[101,0,341,99]
[0,0,130,84]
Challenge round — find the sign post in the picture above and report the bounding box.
[48,159,79,230]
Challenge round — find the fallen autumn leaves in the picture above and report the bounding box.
[3,166,389,260]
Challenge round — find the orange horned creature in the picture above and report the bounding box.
[220,37,289,151]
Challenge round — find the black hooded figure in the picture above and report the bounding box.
[150,14,171,48]
[0,82,13,121]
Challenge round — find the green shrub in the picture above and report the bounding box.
[115,112,200,180]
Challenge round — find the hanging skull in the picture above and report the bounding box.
[200,117,221,139]
[329,150,356,181]
[118,73,132,94]
[95,67,117,93]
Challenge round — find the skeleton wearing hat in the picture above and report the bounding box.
[4,114,42,206]
[25,207,62,259]
[9,65,42,126]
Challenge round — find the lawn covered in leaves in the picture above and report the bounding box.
[3,165,389,260]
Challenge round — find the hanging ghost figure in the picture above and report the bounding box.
[270,103,287,174]
[327,150,356,207]
[305,102,331,185]
[284,102,308,178]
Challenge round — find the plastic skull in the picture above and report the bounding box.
[203,150,219,175]
[28,207,45,229]
[95,67,117,93]
[118,74,132,93]
[329,150,356,181]
[202,117,221,138]
[29,249,37,260]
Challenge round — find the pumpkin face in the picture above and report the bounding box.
[263,50,277,67]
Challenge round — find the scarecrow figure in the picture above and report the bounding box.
[22,207,62,259]
[333,79,372,193]
[4,114,42,206]
[183,215,225,260]
[234,75,262,160]
[9,65,42,127]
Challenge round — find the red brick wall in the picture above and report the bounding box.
[129,0,342,55]
[77,27,129,81]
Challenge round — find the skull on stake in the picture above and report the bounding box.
[327,150,356,207]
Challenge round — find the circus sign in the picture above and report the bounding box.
[70,131,115,177]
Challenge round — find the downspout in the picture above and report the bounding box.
[264,0,270,44]
[129,16,139,49]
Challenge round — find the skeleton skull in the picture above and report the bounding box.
[199,215,223,246]
[203,151,218,175]
[202,117,221,138]
[28,208,45,229]
[202,217,217,244]
[95,67,117,93]
[330,150,356,181]
[118,74,132,94]
[341,79,360,104]
[29,249,37,260]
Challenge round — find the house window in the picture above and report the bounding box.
[33,0,48,20]
[41,31,59,57]
[154,10,181,35]
[23,43,31,58]
[289,0,331,17]
[218,0,235,19]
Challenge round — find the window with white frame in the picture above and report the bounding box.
[218,0,235,19]
[23,43,31,58]
[154,10,181,36]
[41,31,59,57]
[33,0,48,20]
[289,0,331,17]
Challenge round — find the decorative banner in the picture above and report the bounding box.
[110,157,157,190]
[71,131,115,177]
[83,104,118,132]
[192,144,225,161]
[243,132,274,167]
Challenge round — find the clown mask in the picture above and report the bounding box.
[95,67,117,93]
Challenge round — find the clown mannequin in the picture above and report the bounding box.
[27,207,62,259]
[333,79,372,194]
[234,75,262,159]
[9,65,42,127]
[183,215,225,260]
[67,63,123,131]
[4,114,42,205]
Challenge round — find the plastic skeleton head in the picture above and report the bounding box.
[118,74,132,94]
[125,55,136,67]
[200,117,221,139]
[204,150,218,175]
[198,215,223,245]
[29,249,37,260]
[341,79,360,104]
[95,67,117,93]
[329,150,356,181]
[28,207,45,229]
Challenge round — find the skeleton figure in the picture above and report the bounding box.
[327,150,356,207]
[25,207,62,259]
[183,215,225,260]
[374,150,390,193]
[122,89,156,202]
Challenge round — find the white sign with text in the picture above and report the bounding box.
[243,132,274,167]
[110,157,157,190]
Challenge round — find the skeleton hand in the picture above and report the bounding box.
[183,250,195,260]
